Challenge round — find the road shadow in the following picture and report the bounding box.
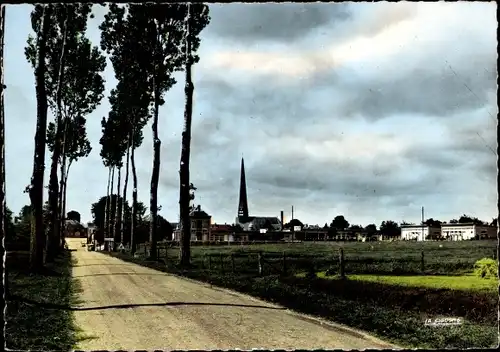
[72,263,139,268]
[9,295,286,312]
[72,272,169,278]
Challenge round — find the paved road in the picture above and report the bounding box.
[67,238,396,350]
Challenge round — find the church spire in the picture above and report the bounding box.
[238,157,249,219]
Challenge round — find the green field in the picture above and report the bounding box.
[112,239,498,349]
[313,273,498,291]
[148,239,497,276]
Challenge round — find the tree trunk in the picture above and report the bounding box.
[104,166,111,240]
[121,133,131,244]
[58,117,69,249]
[179,5,193,267]
[57,159,64,247]
[60,160,71,245]
[114,166,122,248]
[0,6,6,281]
[29,4,52,272]
[149,81,161,260]
[108,166,115,246]
[46,7,69,263]
[130,139,138,255]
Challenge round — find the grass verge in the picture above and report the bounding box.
[104,250,497,349]
[334,273,498,291]
[5,250,83,350]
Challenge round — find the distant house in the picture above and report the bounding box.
[173,206,212,241]
[65,220,86,238]
[441,223,496,240]
[87,223,97,243]
[401,225,441,241]
[211,223,233,242]
[302,228,329,241]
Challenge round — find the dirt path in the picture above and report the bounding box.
[67,238,396,350]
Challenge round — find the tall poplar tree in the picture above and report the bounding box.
[26,4,105,261]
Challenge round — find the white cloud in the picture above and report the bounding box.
[203,2,496,84]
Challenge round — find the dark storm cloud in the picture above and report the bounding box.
[207,3,351,43]
[197,47,496,127]
[318,59,497,120]
[248,152,446,198]
[196,76,315,124]
[156,114,241,191]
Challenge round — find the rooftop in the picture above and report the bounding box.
[189,205,211,219]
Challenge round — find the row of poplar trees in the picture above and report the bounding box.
[98,3,209,266]
[3,3,209,273]
[24,4,103,272]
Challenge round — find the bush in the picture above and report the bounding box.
[306,265,317,279]
[325,267,336,276]
[473,258,498,279]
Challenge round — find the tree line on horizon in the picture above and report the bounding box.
[0,3,210,273]
[284,214,497,236]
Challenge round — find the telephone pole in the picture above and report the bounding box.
[421,206,425,241]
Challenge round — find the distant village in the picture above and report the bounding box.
[77,158,497,245]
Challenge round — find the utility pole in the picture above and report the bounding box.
[421,206,425,241]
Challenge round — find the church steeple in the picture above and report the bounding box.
[238,157,249,220]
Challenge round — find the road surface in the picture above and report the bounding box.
[67,238,396,350]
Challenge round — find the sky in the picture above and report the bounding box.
[4,2,498,228]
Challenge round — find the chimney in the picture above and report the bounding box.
[280,211,284,226]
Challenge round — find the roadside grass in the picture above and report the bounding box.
[105,245,498,349]
[5,250,87,350]
[333,273,498,292]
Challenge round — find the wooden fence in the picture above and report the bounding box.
[135,243,498,277]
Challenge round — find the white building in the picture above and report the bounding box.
[401,225,441,241]
[441,223,497,240]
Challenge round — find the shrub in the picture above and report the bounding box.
[473,258,498,279]
[325,267,337,276]
[306,265,317,279]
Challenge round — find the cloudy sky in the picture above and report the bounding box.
[4,2,498,227]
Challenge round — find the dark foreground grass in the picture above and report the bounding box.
[106,249,498,349]
[5,250,84,350]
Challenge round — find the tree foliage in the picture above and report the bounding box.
[66,210,81,223]
[91,195,146,241]
[364,224,378,234]
[284,218,304,229]
[25,4,105,119]
[46,116,92,164]
[423,218,442,227]
[330,215,349,231]
[379,220,400,237]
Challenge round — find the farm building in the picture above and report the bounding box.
[401,225,441,241]
[64,219,86,238]
[173,205,212,241]
[441,223,497,240]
